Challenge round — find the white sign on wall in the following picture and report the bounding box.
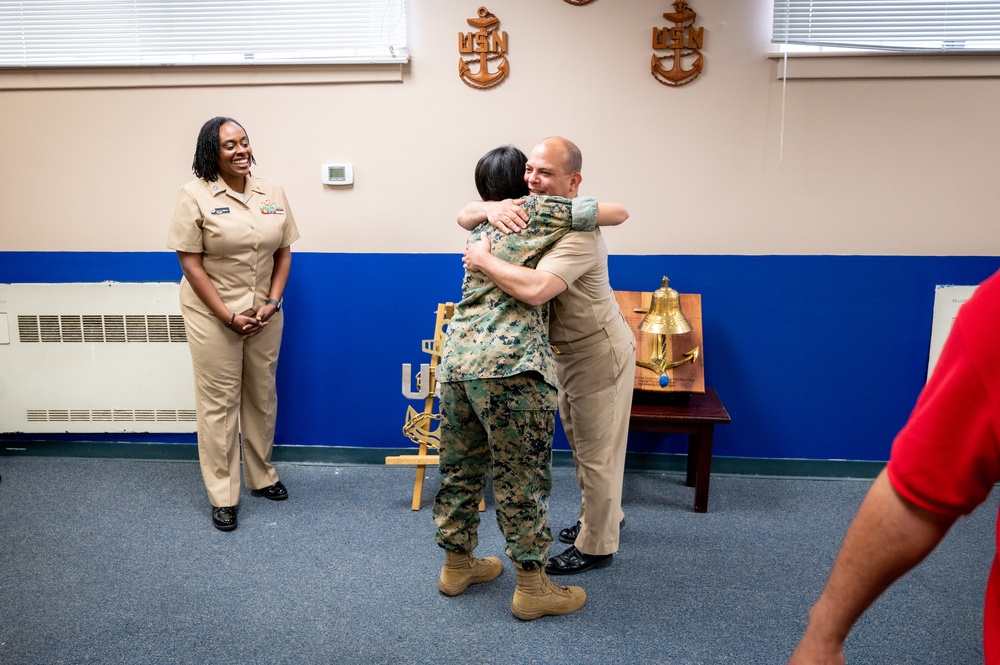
[927,284,978,381]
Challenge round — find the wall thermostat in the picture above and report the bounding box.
[322,163,353,186]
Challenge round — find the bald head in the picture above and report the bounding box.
[544,137,582,172]
[524,137,583,198]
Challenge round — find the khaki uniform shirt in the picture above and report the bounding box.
[166,176,300,314]
[536,228,625,346]
[438,196,597,386]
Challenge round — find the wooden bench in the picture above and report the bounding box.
[628,386,731,513]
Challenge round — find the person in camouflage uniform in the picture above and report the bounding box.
[432,145,628,620]
[459,137,634,578]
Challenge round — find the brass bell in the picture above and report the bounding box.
[639,276,692,335]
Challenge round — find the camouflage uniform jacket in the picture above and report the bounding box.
[438,196,598,387]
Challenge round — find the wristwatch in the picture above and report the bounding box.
[265,298,282,311]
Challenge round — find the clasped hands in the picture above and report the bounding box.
[228,303,279,339]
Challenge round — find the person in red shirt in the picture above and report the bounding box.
[788,270,1000,664]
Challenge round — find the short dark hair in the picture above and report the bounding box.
[191,116,256,181]
[474,145,530,202]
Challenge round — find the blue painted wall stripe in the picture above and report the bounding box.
[2,251,997,461]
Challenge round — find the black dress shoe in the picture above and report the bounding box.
[212,505,238,532]
[545,545,613,575]
[558,519,625,544]
[251,481,288,501]
[558,521,581,544]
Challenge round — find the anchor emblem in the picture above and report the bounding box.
[651,0,705,87]
[458,7,509,90]
[637,344,700,387]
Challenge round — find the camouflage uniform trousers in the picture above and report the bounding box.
[433,372,556,568]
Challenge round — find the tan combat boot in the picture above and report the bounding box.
[510,564,586,620]
[438,549,503,596]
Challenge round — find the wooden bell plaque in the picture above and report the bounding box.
[614,290,705,394]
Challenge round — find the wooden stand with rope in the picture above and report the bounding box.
[388,302,485,512]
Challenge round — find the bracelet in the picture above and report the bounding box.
[225,312,235,329]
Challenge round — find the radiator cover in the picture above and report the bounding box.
[0,282,197,433]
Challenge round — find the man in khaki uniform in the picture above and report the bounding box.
[461,137,635,575]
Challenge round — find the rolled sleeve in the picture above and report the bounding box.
[571,197,598,232]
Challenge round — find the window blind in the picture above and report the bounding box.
[772,1,1000,51]
[0,0,408,67]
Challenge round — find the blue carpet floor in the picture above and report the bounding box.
[0,457,992,664]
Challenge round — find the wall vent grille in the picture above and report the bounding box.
[17,314,187,343]
[25,409,197,423]
[0,282,197,434]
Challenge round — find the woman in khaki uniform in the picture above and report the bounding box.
[167,117,300,532]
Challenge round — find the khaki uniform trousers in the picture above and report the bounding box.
[554,320,636,556]
[182,304,283,507]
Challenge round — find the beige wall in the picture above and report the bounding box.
[1,0,998,256]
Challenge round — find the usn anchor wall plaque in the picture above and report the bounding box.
[652,0,705,87]
[459,7,509,90]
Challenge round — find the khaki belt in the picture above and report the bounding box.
[550,316,634,355]
[550,328,610,355]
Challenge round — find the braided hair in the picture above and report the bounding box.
[191,116,256,182]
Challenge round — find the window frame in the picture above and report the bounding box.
[771,0,1000,53]
[770,1,1000,80]
[0,0,409,89]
